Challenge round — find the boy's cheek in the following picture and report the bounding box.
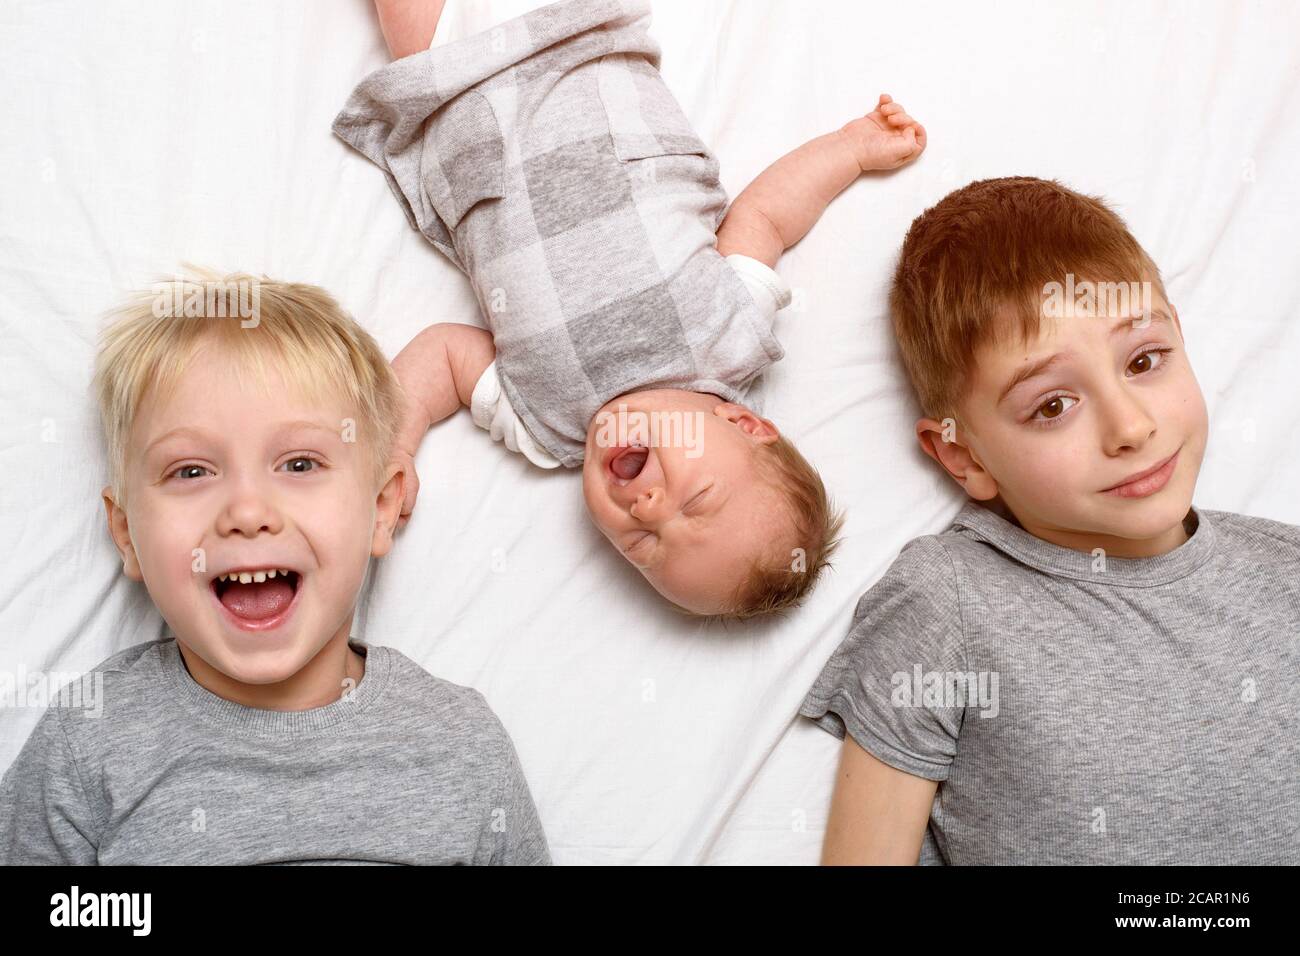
[1185,380,1210,438]
[135,557,202,633]
[1003,435,1094,503]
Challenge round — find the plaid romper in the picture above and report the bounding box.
[332,0,788,467]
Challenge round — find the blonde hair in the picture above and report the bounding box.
[687,435,843,622]
[93,266,403,509]
[890,176,1167,422]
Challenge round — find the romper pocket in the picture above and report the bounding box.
[596,53,712,162]
[420,90,507,231]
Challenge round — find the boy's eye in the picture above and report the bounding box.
[280,456,320,473]
[1127,348,1168,375]
[1026,348,1172,426]
[167,456,323,480]
[171,464,211,481]
[1032,395,1076,421]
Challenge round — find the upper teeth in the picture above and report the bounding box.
[217,569,292,584]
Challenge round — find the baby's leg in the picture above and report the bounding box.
[374,0,448,60]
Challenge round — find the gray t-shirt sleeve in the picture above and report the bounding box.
[0,705,101,864]
[477,700,551,866]
[800,535,969,781]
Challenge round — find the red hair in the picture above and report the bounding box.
[890,176,1167,419]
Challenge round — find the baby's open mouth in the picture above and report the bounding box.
[210,569,301,623]
[608,445,648,482]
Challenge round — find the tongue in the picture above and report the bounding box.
[612,448,647,480]
[220,578,294,621]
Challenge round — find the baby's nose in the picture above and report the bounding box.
[630,487,666,521]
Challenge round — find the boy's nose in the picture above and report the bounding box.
[216,491,284,537]
[1099,390,1158,455]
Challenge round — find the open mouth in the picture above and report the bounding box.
[606,445,649,483]
[210,569,302,630]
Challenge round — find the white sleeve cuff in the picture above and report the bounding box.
[725,253,793,313]
[469,361,562,469]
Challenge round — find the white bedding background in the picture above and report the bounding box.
[2,0,1298,864]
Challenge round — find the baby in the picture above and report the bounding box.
[802,177,1300,864]
[0,270,550,865]
[332,0,926,617]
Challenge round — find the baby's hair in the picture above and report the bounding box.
[93,265,403,509]
[890,176,1168,422]
[687,434,844,622]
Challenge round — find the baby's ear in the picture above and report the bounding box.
[713,402,780,443]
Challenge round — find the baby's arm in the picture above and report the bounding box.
[716,94,926,267]
[389,323,495,528]
[373,0,447,60]
[821,735,937,865]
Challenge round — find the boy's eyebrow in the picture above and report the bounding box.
[997,353,1070,406]
[996,310,1172,406]
[144,420,342,456]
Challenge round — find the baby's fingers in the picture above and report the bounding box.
[887,127,923,166]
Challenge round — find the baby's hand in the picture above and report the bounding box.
[840,93,927,171]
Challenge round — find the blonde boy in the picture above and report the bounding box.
[0,271,550,864]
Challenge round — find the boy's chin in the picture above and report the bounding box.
[1057,496,1195,544]
[1004,490,1194,544]
[191,634,316,684]
[1095,496,1196,539]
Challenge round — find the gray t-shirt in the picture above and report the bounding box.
[0,639,551,865]
[800,501,1300,865]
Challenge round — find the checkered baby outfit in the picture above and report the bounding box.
[332,0,786,467]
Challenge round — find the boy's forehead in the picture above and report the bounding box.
[1007,295,1172,357]
[965,291,1174,408]
[131,354,351,454]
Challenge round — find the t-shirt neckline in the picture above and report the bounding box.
[950,500,1217,587]
[161,637,392,735]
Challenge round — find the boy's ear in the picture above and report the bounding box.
[101,485,144,582]
[914,418,999,501]
[371,462,406,558]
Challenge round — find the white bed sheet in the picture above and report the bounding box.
[2,0,1298,864]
